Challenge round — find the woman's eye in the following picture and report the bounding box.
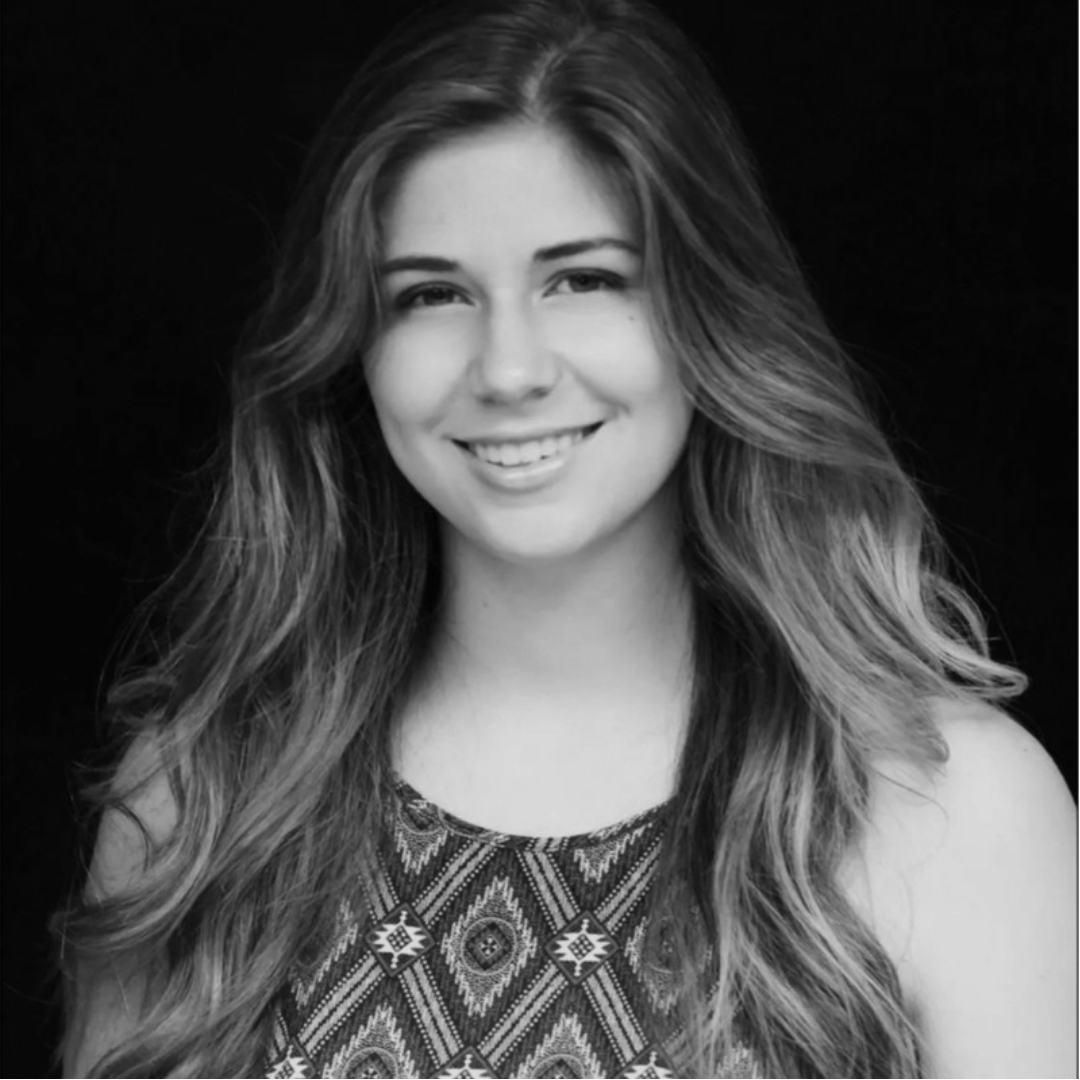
[553,271,626,295]
[395,284,461,310]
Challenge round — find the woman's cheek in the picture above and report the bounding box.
[548,300,654,362]
[369,331,458,427]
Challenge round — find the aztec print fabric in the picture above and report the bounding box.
[261,776,761,1079]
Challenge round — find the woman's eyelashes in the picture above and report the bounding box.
[392,270,628,312]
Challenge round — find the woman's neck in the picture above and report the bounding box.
[394,499,695,833]
[428,501,694,726]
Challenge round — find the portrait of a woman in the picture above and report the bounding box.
[50,1,1075,1076]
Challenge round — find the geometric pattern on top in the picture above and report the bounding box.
[261,774,762,1078]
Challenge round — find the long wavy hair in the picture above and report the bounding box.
[53,0,1025,1075]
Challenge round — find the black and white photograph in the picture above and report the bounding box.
[4,1,1075,1076]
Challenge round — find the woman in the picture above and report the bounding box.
[56,0,1076,1076]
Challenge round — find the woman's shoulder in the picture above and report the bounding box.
[923,694,1072,802]
[863,696,1073,869]
[852,695,1072,845]
[67,732,180,1077]
[87,729,179,901]
[848,696,1077,1078]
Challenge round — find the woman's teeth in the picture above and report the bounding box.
[470,427,591,467]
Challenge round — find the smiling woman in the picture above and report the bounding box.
[368,125,690,568]
[52,1,1075,1078]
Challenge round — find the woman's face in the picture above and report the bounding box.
[365,124,692,566]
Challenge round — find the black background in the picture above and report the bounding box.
[3,1,1075,1075]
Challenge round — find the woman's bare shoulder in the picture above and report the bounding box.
[924,695,1073,803]
[66,733,179,1077]
[855,696,1072,844]
[848,697,1077,1078]
[88,729,179,901]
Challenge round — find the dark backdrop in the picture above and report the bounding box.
[4,1,1075,1075]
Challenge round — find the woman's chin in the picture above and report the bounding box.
[448,516,607,569]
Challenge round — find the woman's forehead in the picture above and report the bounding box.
[378,125,639,260]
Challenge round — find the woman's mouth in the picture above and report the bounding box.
[454,422,604,468]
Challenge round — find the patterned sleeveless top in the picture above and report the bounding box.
[261,776,761,1079]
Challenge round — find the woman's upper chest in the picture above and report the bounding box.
[391,682,686,838]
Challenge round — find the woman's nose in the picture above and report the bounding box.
[468,300,559,403]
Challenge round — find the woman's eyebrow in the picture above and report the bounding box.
[377,236,640,277]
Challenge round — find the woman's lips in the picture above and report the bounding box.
[455,422,604,489]
[458,422,604,467]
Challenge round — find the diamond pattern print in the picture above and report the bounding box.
[260,780,764,1078]
[515,1013,604,1078]
[265,1043,316,1079]
[442,875,538,1015]
[572,825,646,884]
[546,911,616,984]
[293,898,362,1009]
[365,902,433,975]
[623,917,678,1015]
[619,1045,678,1079]
[326,1002,417,1079]
[395,799,451,876]
[433,1046,497,1077]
